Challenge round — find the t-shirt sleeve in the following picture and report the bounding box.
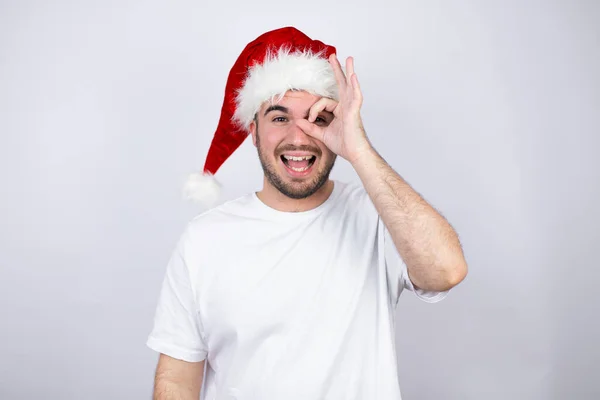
[382,222,449,307]
[146,228,208,362]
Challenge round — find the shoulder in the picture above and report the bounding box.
[183,192,255,241]
[327,179,379,224]
[333,180,376,209]
[333,179,368,201]
[168,192,256,272]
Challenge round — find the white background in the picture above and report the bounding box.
[1,1,599,399]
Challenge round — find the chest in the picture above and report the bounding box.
[195,217,382,349]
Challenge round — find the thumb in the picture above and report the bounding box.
[296,119,324,142]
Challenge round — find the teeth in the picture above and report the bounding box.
[289,165,310,172]
[283,155,313,161]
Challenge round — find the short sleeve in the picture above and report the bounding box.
[382,222,449,307]
[146,229,208,362]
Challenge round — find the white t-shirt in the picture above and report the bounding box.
[147,180,447,400]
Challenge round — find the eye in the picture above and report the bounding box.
[314,116,329,125]
[272,116,287,122]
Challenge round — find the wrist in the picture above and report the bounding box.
[349,141,377,168]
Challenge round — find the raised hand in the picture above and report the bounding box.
[296,54,372,164]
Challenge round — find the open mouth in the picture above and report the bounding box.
[280,154,317,173]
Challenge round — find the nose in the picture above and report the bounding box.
[288,119,312,146]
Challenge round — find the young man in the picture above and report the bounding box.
[147,26,468,400]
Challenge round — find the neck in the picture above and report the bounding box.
[256,179,335,212]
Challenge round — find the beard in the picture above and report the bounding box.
[255,131,336,200]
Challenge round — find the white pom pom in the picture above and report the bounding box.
[183,172,222,208]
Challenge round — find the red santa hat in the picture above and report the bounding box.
[183,26,338,207]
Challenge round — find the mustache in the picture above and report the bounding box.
[276,144,322,156]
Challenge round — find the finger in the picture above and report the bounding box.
[308,97,338,122]
[329,53,347,91]
[346,57,355,85]
[351,73,363,107]
[296,118,325,142]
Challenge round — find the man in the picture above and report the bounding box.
[147,26,468,399]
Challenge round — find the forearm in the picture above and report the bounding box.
[351,145,467,292]
[154,378,199,400]
[153,355,204,400]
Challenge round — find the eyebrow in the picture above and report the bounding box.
[264,105,289,116]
